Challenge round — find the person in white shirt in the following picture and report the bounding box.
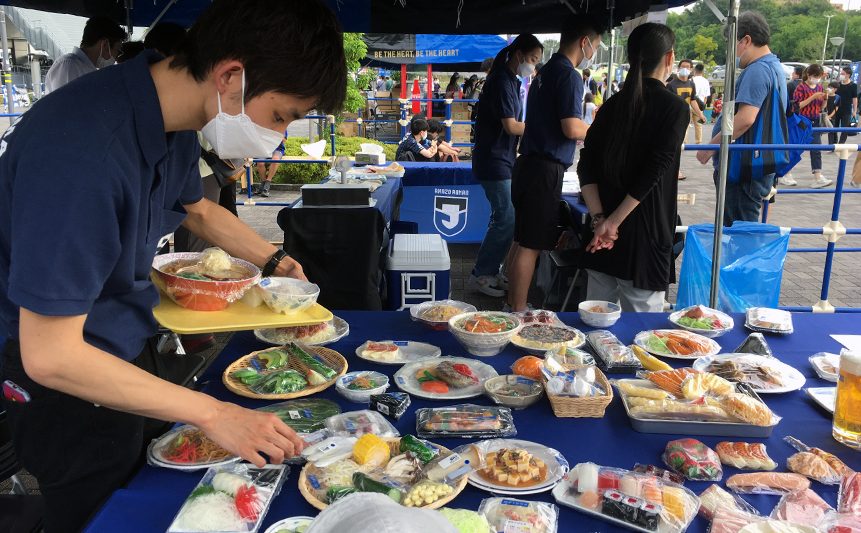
[691,63,711,144]
[44,16,126,94]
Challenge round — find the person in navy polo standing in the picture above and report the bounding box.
[507,17,604,312]
[0,1,346,530]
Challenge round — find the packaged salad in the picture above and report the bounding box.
[478,497,559,533]
[415,404,516,439]
[662,438,723,481]
[167,463,288,533]
[586,330,641,373]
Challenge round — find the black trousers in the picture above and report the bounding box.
[831,113,853,145]
[1,340,157,533]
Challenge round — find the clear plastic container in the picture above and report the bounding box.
[257,277,320,315]
[745,308,794,334]
[323,410,400,438]
[415,404,516,439]
[336,371,390,403]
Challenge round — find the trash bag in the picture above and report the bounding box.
[676,222,790,313]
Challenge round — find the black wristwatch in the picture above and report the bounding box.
[590,213,605,230]
[261,249,288,277]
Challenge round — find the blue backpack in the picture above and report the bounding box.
[779,112,812,178]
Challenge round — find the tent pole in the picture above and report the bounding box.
[144,0,179,37]
[607,1,615,97]
[710,0,740,308]
[400,64,407,99]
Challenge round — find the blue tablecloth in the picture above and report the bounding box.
[86,312,861,532]
[400,161,475,187]
[563,193,590,228]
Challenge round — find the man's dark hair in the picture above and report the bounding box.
[560,16,605,49]
[427,118,445,134]
[829,81,840,89]
[842,66,853,76]
[794,65,804,77]
[583,68,591,78]
[480,57,494,73]
[411,118,429,135]
[732,11,770,46]
[806,63,824,78]
[679,58,693,68]
[144,22,186,57]
[81,16,126,48]
[694,63,705,73]
[117,41,145,63]
[170,0,346,114]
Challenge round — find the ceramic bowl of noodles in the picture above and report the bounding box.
[448,312,522,357]
[151,249,260,311]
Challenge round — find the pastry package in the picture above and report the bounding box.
[662,438,723,481]
[323,410,400,438]
[745,308,794,334]
[586,330,641,373]
[715,442,778,470]
[770,489,833,527]
[698,484,759,521]
[166,463,287,533]
[556,462,700,533]
[479,497,559,533]
[415,404,516,439]
[784,436,854,478]
[726,472,811,495]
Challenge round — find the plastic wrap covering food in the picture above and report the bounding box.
[470,440,568,494]
[784,436,854,478]
[839,472,861,515]
[167,463,288,533]
[478,497,559,533]
[819,512,861,533]
[256,398,341,434]
[543,364,606,398]
[808,352,840,382]
[669,305,734,337]
[698,484,759,521]
[725,473,811,496]
[152,250,261,311]
[662,438,723,481]
[586,330,641,372]
[734,333,774,357]
[556,462,700,533]
[745,308,794,334]
[786,452,842,485]
[715,442,777,471]
[369,392,411,420]
[415,404,516,439]
[323,410,400,438]
[708,508,769,533]
[634,329,721,358]
[769,489,833,528]
[545,346,596,368]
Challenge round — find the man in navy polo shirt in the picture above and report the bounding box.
[507,18,604,312]
[0,1,346,530]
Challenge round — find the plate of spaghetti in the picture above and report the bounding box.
[148,425,240,470]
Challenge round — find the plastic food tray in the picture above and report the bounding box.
[153,296,333,334]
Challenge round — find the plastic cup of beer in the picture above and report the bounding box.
[833,350,861,449]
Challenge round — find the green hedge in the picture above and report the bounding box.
[267,136,397,184]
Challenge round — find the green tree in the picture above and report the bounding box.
[541,39,559,63]
[342,33,370,116]
[693,34,718,64]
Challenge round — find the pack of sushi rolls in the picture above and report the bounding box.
[167,464,288,533]
[560,462,700,533]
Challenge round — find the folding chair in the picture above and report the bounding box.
[541,201,585,312]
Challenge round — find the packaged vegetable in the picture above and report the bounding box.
[369,392,411,420]
[479,497,559,533]
[512,355,545,380]
[257,398,341,434]
[325,486,358,504]
[399,434,437,464]
[437,508,492,533]
[351,471,404,503]
[698,484,759,521]
[416,404,516,439]
[770,488,833,527]
[671,305,733,333]
[586,330,641,372]
[403,480,454,507]
[324,410,400,438]
[285,342,338,380]
[383,453,423,484]
[726,473,810,495]
[167,463,287,533]
[634,329,721,358]
[353,434,391,466]
[247,369,308,394]
[301,436,357,467]
[745,308,794,334]
[662,438,722,481]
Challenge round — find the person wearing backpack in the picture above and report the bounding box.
[696,11,788,226]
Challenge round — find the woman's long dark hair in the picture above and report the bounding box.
[603,23,675,188]
[490,34,543,74]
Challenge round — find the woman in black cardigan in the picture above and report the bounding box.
[577,22,690,312]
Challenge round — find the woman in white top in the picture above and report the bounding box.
[584,92,597,125]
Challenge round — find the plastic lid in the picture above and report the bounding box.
[387,234,451,270]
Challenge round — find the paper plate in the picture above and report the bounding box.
[668,306,734,338]
[355,340,442,365]
[467,439,569,495]
[693,353,806,394]
[264,516,315,533]
[806,387,836,413]
[809,353,840,382]
[394,356,498,400]
[633,329,721,360]
[254,316,349,346]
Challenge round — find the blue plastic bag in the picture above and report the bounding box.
[676,222,790,312]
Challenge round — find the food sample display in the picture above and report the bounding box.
[634,330,721,359]
[394,357,498,400]
[416,404,516,439]
[662,439,723,481]
[770,488,833,528]
[839,472,861,515]
[669,305,734,337]
[745,308,794,334]
[698,485,758,521]
[484,375,544,409]
[264,516,313,533]
[224,343,346,399]
[410,300,477,330]
[336,371,389,403]
[694,353,806,393]
[356,340,442,365]
[809,352,840,382]
[725,472,811,495]
[714,442,777,470]
[734,333,774,357]
[256,277,320,315]
[478,497,559,533]
[478,448,548,488]
[256,399,341,434]
[149,426,237,469]
[469,439,568,495]
[786,452,841,485]
[254,316,348,346]
[512,356,545,380]
[554,462,700,533]
[513,309,561,325]
[152,250,261,311]
[545,346,596,368]
[437,507,492,533]
[369,392,411,420]
[299,435,467,511]
[448,311,522,357]
[631,464,685,485]
[784,436,855,477]
[323,410,400,438]
[641,368,701,399]
[586,330,641,372]
[511,323,585,351]
[167,464,287,533]
[632,345,673,372]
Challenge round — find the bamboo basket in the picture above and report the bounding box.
[223,345,347,400]
[543,366,613,418]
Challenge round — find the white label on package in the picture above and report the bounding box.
[376,403,390,415]
[394,341,409,347]
[289,410,301,420]
[503,520,532,533]
[436,453,461,470]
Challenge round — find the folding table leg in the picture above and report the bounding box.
[560,269,580,312]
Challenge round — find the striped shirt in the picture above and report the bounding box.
[793,82,824,119]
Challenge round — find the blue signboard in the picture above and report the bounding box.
[851,62,861,85]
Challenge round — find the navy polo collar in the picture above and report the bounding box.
[121,50,169,169]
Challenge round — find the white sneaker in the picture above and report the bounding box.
[812,175,833,189]
[779,175,797,186]
[496,273,510,291]
[468,274,506,298]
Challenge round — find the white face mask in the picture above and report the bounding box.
[809,78,821,86]
[840,74,848,82]
[577,39,595,70]
[96,41,115,68]
[420,132,428,141]
[517,60,535,78]
[201,71,286,159]
[678,67,691,78]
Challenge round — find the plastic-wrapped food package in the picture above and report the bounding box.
[786,452,841,485]
[545,346,596,368]
[415,404,516,439]
[324,410,400,438]
[784,436,854,478]
[839,472,861,515]
[715,442,778,470]
[770,488,833,527]
[709,508,769,533]
[369,392,411,420]
[662,438,723,481]
[698,484,759,521]
[808,352,840,382]
[631,464,685,485]
[437,507,492,533]
[152,251,261,311]
[479,497,559,533]
[726,473,810,495]
[819,512,861,533]
[256,398,341,434]
[148,425,238,470]
[167,464,287,533]
[734,333,774,357]
[586,330,641,373]
[543,364,606,398]
[745,308,794,334]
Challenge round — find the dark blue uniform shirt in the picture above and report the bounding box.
[471,66,522,181]
[0,51,203,360]
[519,53,584,166]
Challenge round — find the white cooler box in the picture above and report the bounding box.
[386,234,451,310]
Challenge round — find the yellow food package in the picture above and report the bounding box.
[661,485,688,523]
[632,345,672,371]
[353,434,391,466]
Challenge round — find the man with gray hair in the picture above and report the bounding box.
[696,11,787,226]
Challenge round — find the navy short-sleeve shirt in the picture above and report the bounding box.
[519,53,584,166]
[0,51,204,360]
[396,135,429,161]
[471,66,522,181]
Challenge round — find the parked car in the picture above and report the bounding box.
[710,65,725,80]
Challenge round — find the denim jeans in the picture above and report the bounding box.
[808,115,822,172]
[713,168,774,227]
[473,179,515,277]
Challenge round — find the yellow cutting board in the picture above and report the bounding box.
[152,295,334,334]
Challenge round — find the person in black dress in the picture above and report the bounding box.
[577,22,690,312]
